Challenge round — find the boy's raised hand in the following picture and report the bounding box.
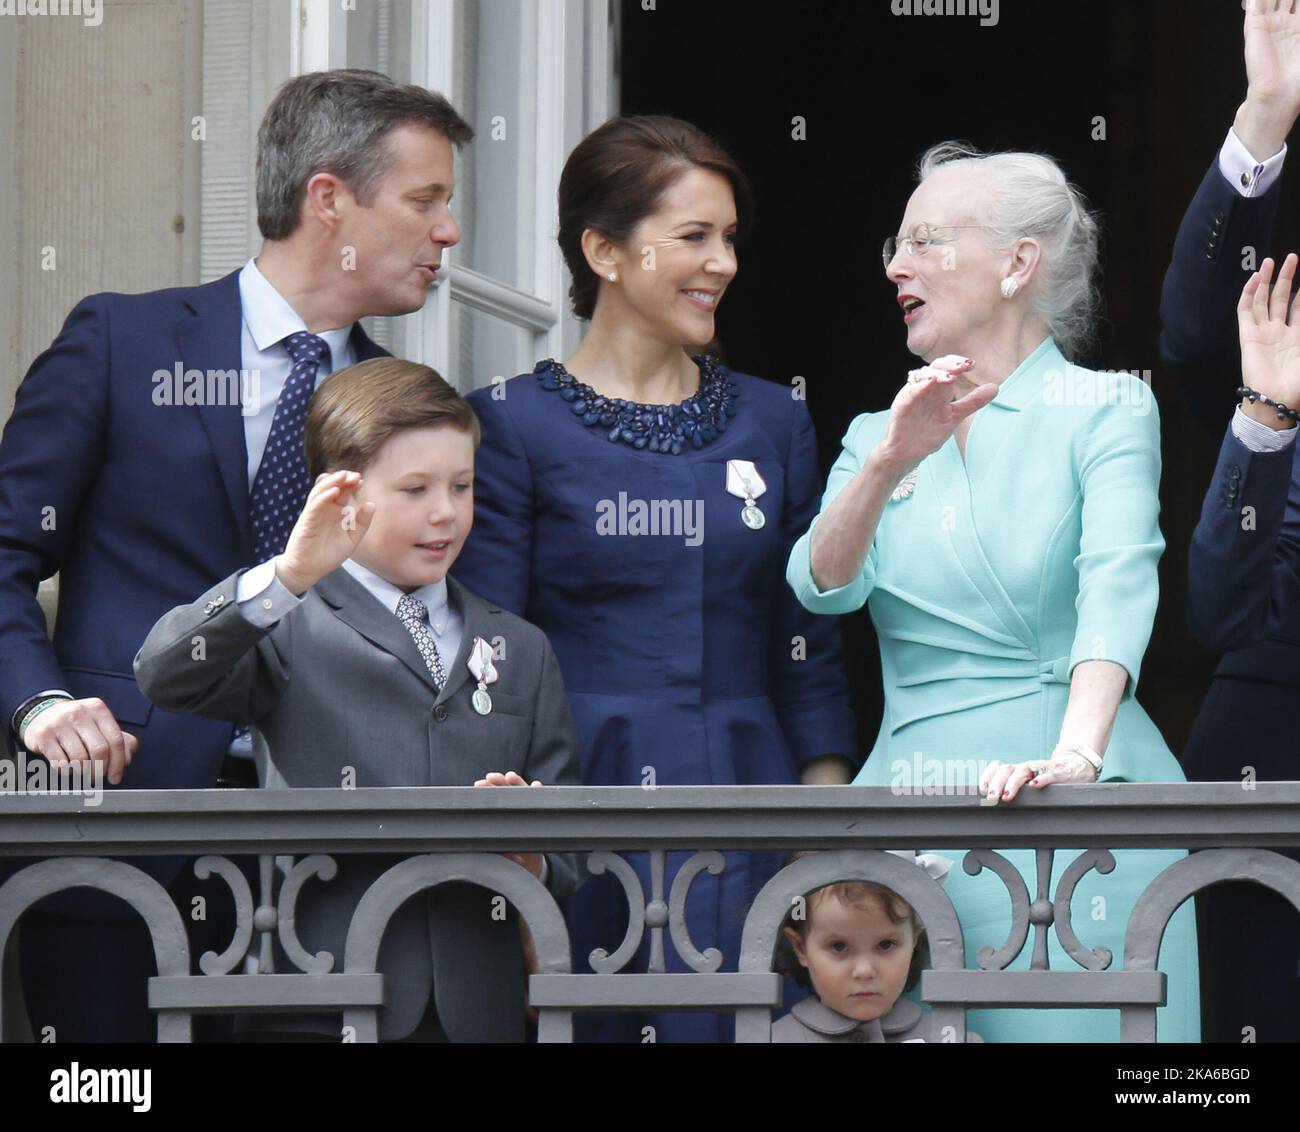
[274,471,375,596]
[473,770,545,878]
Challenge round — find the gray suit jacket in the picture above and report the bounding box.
[134,565,583,1041]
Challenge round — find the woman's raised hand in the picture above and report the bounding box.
[1239,254,1300,412]
[878,355,999,471]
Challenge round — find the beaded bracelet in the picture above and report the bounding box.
[18,696,65,745]
[1238,386,1300,425]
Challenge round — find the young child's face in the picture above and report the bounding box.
[348,424,475,592]
[784,891,917,1023]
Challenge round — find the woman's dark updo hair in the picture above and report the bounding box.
[557,115,754,320]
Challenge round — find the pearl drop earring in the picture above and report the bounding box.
[1000,277,1019,299]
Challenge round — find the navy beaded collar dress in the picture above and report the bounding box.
[453,356,857,1044]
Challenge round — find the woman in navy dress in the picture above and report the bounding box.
[453,116,857,1042]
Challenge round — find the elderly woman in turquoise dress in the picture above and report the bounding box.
[787,142,1200,1042]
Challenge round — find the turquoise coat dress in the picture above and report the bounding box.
[787,338,1200,1043]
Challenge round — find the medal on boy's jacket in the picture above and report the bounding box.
[725,459,767,530]
[467,636,498,715]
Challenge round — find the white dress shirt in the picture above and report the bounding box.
[1220,127,1287,199]
[1233,405,1298,452]
[238,257,358,488]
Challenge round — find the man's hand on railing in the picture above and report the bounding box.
[21,697,137,785]
[473,769,544,878]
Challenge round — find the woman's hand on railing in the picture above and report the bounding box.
[979,753,1099,805]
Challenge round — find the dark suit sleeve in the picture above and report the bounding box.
[1187,424,1300,652]
[769,397,858,771]
[456,388,534,616]
[1159,156,1283,436]
[522,633,585,900]
[0,297,111,733]
[133,571,292,722]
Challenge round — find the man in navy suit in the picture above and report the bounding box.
[0,68,472,1041]
[1160,3,1300,1042]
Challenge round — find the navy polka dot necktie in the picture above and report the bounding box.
[250,331,328,563]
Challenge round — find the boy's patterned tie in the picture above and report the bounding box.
[249,331,329,562]
[396,594,447,690]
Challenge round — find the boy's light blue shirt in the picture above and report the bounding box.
[238,257,356,488]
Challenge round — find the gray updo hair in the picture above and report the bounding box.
[917,141,1101,360]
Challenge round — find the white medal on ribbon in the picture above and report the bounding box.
[725,459,767,530]
[467,636,499,715]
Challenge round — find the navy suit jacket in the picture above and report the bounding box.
[1160,155,1300,681]
[0,269,386,846]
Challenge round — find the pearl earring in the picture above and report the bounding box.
[1000,277,1019,299]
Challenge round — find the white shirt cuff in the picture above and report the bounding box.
[29,688,73,698]
[1221,128,1287,198]
[1232,404,1298,452]
[235,559,303,627]
[538,855,550,886]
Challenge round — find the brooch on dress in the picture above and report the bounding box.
[890,470,918,502]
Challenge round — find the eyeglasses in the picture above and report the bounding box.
[882,223,996,270]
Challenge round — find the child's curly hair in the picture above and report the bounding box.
[775,878,931,994]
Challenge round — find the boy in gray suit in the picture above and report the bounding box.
[135,358,582,1042]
